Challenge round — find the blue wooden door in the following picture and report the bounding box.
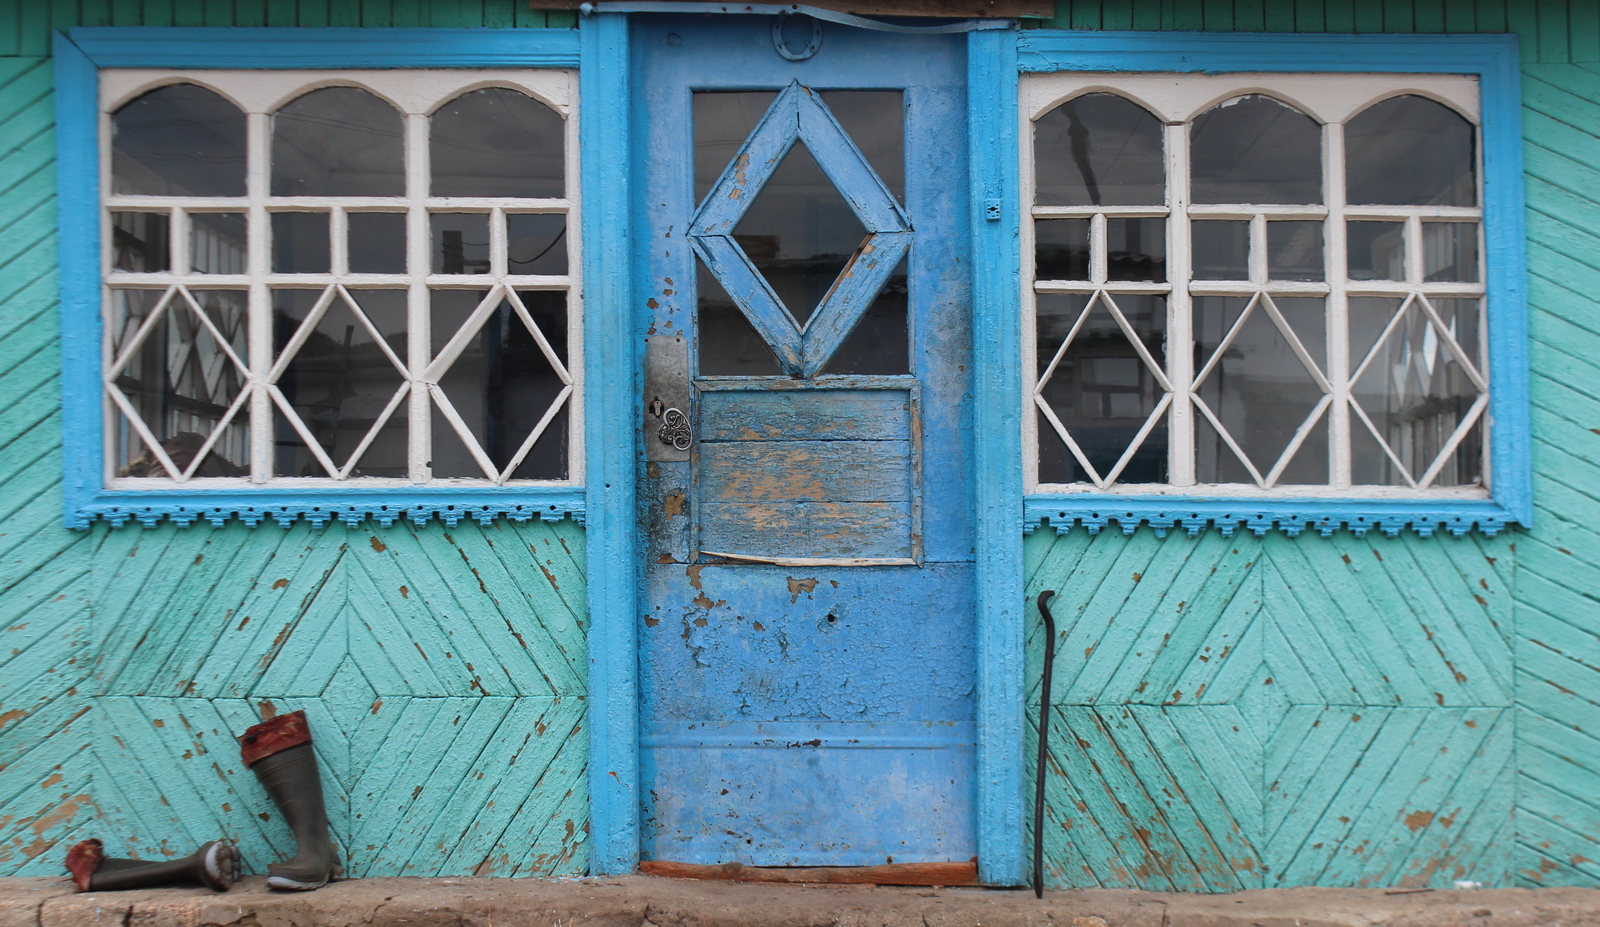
[634,15,974,866]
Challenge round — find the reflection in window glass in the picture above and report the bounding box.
[1034,219,1089,280]
[1350,297,1481,486]
[697,257,780,377]
[823,258,908,376]
[271,213,330,274]
[1192,220,1249,280]
[112,289,249,478]
[1034,93,1165,206]
[1036,293,1168,484]
[431,88,564,198]
[1106,218,1166,282]
[507,214,568,275]
[1347,222,1405,281]
[112,84,247,197]
[272,87,405,197]
[272,288,408,477]
[1194,296,1328,484]
[1423,222,1479,282]
[191,213,247,275]
[111,213,170,272]
[348,213,407,275]
[1267,221,1324,281]
[1346,95,1476,207]
[1192,95,1322,204]
[431,213,491,274]
[430,290,569,480]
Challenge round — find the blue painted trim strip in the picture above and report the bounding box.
[579,11,639,878]
[1024,495,1517,539]
[968,27,1026,888]
[69,26,580,68]
[55,32,103,531]
[1015,30,1531,531]
[73,490,585,528]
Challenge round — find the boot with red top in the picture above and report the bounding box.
[239,710,342,891]
[64,837,238,892]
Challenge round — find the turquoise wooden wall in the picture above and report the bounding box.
[0,4,588,878]
[1024,0,1600,890]
[1,0,1598,889]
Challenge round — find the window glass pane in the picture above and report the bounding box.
[271,212,330,274]
[507,214,568,275]
[272,288,408,477]
[1035,293,1168,484]
[1423,222,1479,282]
[348,213,407,275]
[1192,220,1249,280]
[1191,95,1322,204]
[1194,295,1328,484]
[1346,95,1476,207]
[1107,217,1166,282]
[1267,221,1324,281]
[112,84,246,197]
[430,290,569,480]
[111,212,170,272]
[694,91,779,205]
[1351,297,1482,486]
[1034,219,1090,280]
[1347,222,1404,281]
[697,257,780,376]
[1034,93,1165,206]
[190,213,247,275]
[431,88,564,199]
[112,288,249,478]
[821,92,904,203]
[431,213,491,275]
[821,258,908,375]
[272,87,405,197]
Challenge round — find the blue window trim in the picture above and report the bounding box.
[1007,30,1531,540]
[54,27,586,530]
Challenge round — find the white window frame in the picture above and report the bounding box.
[99,68,583,489]
[1022,72,1489,501]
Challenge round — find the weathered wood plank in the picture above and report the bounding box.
[698,388,910,442]
[698,440,911,503]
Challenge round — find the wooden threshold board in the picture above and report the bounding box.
[639,859,980,886]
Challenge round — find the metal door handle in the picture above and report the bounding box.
[658,407,691,450]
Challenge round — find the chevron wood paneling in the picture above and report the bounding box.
[1026,527,1517,889]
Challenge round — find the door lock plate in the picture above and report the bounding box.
[644,335,690,462]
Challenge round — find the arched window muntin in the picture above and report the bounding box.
[98,69,581,488]
[1024,74,1486,497]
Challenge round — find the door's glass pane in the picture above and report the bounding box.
[820,91,904,203]
[272,87,405,197]
[1346,95,1476,207]
[431,88,564,199]
[822,258,908,375]
[1192,95,1322,204]
[111,212,170,272]
[1035,293,1168,484]
[1267,221,1324,281]
[272,212,330,274]
[1034,218,1089,280]
[190,213,247,275]
[1194,295,1328,484]
[697,257,780,376]
[272,288,408,477]
[348,213,407,274]
[694,91,779,204]
[731,142,867,326]
[1423,222,1479,282]
[431,213,491,274]
[1192,220,1249,279]
[507,214,568,275]
[1106,217,1166,282]
[1034,93,1165,207]
[112,84,247,197]
[1347,222,1404,280]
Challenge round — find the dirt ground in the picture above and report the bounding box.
[4,875,1600,927]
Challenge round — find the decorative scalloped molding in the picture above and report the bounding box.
[1024,496,1515,539]
[69,492,586,529]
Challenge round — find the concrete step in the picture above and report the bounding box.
[4,875,1600,927]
